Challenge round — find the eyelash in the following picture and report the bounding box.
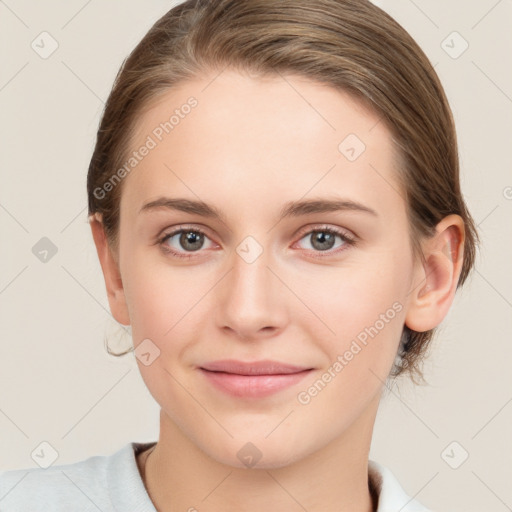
[157,224,356,260]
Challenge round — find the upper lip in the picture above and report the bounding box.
[200,359,312,376]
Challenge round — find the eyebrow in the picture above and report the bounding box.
[139,197,378,223]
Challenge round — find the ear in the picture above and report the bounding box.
[405,214,465,332]
[89,214,131,326]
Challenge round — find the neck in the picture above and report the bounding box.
[144,395,380,512]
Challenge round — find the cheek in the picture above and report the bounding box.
[292,266,408,428]
[122,260,202,412]
[121,249,219,371]
[125,270,196,345]
[120,235,193,334]
[306,253,411,371]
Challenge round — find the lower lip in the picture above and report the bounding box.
[199,369,312,398]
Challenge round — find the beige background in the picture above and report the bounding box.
[0,1,511,510]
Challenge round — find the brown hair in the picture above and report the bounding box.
[87,0,479,378]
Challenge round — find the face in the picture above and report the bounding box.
[113,69,420,468]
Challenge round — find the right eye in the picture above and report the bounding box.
[158,226,217,259]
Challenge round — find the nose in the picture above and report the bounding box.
[216,244,289,341]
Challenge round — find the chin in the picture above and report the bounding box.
[202,434,312,470]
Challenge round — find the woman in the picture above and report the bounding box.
[0,0,479,510]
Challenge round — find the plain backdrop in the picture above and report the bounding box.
[0,1,511,511]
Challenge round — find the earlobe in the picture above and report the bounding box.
[89,214,131,326]
[405,214,465,333]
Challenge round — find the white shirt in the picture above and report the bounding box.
[0,442,431,511]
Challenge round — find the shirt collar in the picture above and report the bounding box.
[369,460,431,511]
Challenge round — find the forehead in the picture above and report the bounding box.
[121,69,402,220]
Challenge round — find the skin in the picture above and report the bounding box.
[90,69,465,512]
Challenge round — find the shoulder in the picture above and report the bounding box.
[0,446,118,512]
[369,460,433,512]
[0,442,156,512]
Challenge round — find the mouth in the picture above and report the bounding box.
[199,359,314,398]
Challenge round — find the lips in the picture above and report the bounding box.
[200,359,311,375]
[199,359,313,398]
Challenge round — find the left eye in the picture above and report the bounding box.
[295,228,354,253]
